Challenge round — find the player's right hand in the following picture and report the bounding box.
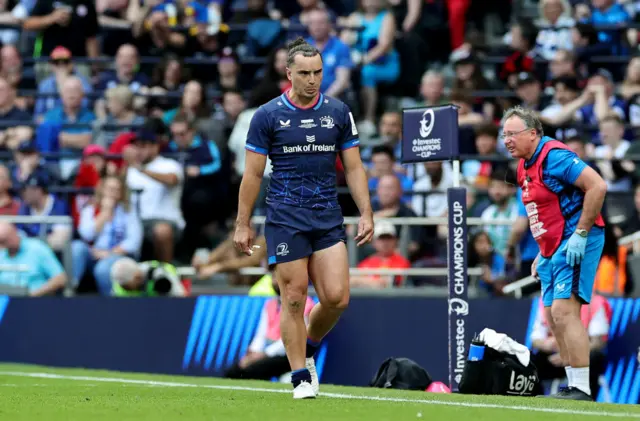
[234,224,254,256]
[531,254,540,280]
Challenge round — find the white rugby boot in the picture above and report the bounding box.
[293,381,316,399]
[306,357,319,396]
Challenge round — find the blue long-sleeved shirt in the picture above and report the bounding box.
[169,134,221,176]
[78,204,143,256]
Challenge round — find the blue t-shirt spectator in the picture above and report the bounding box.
[0,234,64,292]
[586,2,630,55]
[307,35,353,93]
[35,74,93,120]
[17,193,69,237]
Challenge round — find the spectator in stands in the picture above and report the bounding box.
[418,70,447,107]
[0,222,67,296]
[469,230,507,296]
[287,0,336,39]
[94,85,145,148]
[193,233,267,286]
[133,4,186,65]
[342,0,400,136]
[71,145,109,228]
[367,145,412,201]
[206,89,247,145]
[23,0,99,71]
[162,80,210,129]
[515,72,549,112]
[581,0,631,56]
[462,123,504,191]
[529,293,610,398]
[0,164,19,215]
[96,44,150,93]
[16,169,71,253]
[593,114,632,192]
[540,76,580,136]
[548,49,584,84]
[360,111,402,162]
[449,90,485,127]
[411,161,453,218]
[110,257,186,297]
[0,76,32,151]
[579,70,627,132]
[571,22,609,74]
[11,140,60,189]
[306,8,353,99]
[183,3,229,60]
[34,46,92,123]
[0,45,36,110]
[42,76,95,181]
[594,222,629,297]
[351,219,411,288]
[535,0,574,60]
[211,47,246,93]
[145,54,186,113]
[372,174,421,246]
[500,17,543,88]
[618,56,640,100]
[225,275,314,380]
[168,114,224,259]
[73,175,142,295]
[251,46,290,100]
[125,129,184,263]
[480,168,519,257]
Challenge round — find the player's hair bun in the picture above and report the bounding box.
[287,36,309,51]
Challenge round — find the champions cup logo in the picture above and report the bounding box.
[411,108,442,159]
[419,109,435,138]
[448,298,469,316]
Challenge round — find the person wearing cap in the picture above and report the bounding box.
[109,257,185,297]
[125,127,184,263]
[70,144,110,227]
[16,168,71,252]
[34,46,92,122]
[515,72,549,112]
[351,219,411,288]
[11,140,60,190]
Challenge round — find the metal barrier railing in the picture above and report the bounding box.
[0,215,74,295]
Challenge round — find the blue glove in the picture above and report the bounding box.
[565,232,587,267]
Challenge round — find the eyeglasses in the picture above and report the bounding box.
[499,128,532,140]
[51,59,71,66]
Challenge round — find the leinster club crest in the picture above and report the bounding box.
[320,116,335,129]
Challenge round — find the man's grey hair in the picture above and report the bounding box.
[110,257,140,286]
[502,106,544,137]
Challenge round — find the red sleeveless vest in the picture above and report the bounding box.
[516,140,605,258]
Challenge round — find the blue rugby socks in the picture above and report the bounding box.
[291,368,312,388]
[306,337,321,358]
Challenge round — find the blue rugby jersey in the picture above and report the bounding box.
[245,92,359,210]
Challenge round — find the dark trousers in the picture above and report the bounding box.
[225,356,291,381]
[531,349,607,397]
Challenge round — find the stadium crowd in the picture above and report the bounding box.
[0,0,637,299]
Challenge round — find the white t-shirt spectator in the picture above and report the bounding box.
[126,156,184,228]
[410,162,453,217]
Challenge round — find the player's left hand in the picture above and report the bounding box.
[354,213,374,246]
[565,231,588,267]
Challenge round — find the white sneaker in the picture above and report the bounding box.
[293,381,316,399]
[306,357,319,396]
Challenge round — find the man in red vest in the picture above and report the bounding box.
[503,106,607,401]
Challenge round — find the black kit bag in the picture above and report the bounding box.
[370,357,433,391]
[459,339,543,397]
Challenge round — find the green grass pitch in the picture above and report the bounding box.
[0,364,639,420]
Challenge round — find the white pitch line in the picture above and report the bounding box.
[0,371,638,419]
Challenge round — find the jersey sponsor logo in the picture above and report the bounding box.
[299,119,317,129]
[348,112,358,135]
[306,135,316,143]
[279,119,290,128]
[525,202,548,239]
[283,144,336,153]
[276,243,289,257]
[320,116,335,129]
